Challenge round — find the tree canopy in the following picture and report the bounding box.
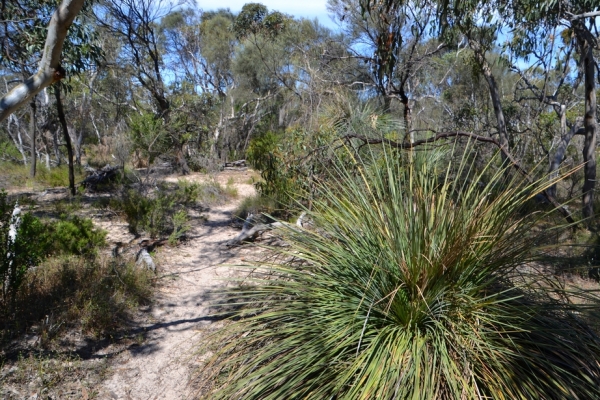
[0,0,598,218]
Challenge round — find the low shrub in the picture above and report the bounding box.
[113,187,175,238]
[200,144,600,399]
[110,179,235,239]
[11,255,152,340]
[48,216,106,257]
[0,191,106,317]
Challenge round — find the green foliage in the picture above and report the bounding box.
[128,112,169,165]
[111,180,234,239]
[246,104,403,213]
[0,0,103,76]
[233,3,287,39]
[48,216,106,257]
[113,187,175,238]
[246,132,297,208]
[200,144,600,399]
[0,191,105,316]
[169,210,190,246]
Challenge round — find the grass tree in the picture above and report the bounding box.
[199,142,600,399]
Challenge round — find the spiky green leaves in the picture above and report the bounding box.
[200,144,600,399]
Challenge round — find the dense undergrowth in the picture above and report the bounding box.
[0,190,153,344]
[200,143,600,399]
[102,178,237,241]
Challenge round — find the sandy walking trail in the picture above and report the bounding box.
[100,173,257,400]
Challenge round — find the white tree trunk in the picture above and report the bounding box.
[0,0,85,122]
[4,203,21,299]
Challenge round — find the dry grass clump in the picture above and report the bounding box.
[4,255,153,342]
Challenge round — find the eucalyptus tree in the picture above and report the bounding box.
[0,0,103,197]
[230,7,359,152]
[329,0,445,134]
[159,7,237,159]
[212,3,292,155]
[98,0,194,173]
[507,0,599,221]
[506,27,583,198]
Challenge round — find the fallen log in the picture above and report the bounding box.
[136,248,156,272]
[224,159,247,168]
[134,238,170,271]
[226,213,304,246]
[81,164,122,188]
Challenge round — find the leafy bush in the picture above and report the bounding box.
[129,111,170,165]
[0,191,106,315]
[246,131,297,208]
[169,210,190,245]
[0,195,48,312]
[111,179,234,239]
[113,187,174,238]
[48,216,106,257]
[200,144,600,399]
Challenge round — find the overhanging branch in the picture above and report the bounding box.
[0,0,84,122]
[341,131,576,225]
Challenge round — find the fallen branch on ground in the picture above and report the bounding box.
[224,159,247,168]
[81,164,122,188]
[226,214,305,247]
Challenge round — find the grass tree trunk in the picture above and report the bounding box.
[54,85,75,196]
[29,99,37,178]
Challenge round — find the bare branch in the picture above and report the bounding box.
[567,11,600,21]
[341,131,576,224]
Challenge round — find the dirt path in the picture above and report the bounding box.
[100,172,257,400]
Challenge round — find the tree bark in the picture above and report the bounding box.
[0,0,84,122]
[29,99,37,178]
[7,115,28,164]
[575,21,597,223]
[50,123,62,166]
[547,119,585,198]
[470,40,510,165]
[54,85,75,196]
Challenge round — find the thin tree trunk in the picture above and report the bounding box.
[7,115,27,164]
[54,85,75,195]
[576,23,597,223]
[29,99,37,178]
[470,41,510,165]
[51,124,61,166]
[547,119,585,198]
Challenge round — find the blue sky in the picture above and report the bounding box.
[196,0,339,30]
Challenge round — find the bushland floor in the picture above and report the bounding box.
[0,169,262,399]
